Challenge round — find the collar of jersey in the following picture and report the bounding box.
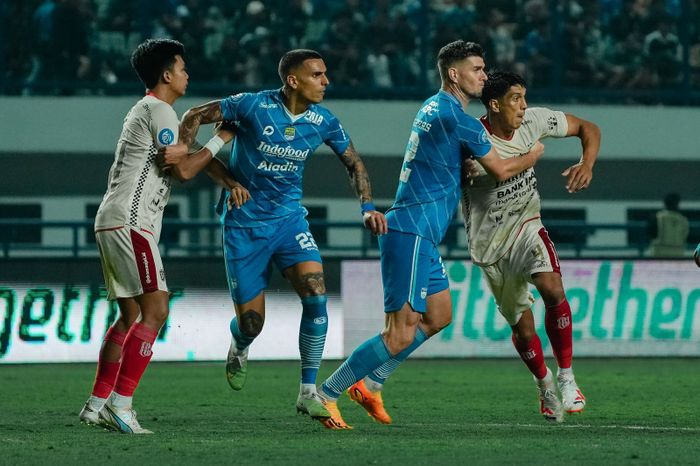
[438,89,461,108]
[272,88,310,123]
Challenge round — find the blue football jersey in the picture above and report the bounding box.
[386,90,491,244]
[216,89,351,227]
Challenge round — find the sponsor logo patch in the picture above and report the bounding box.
[158,128,175,145]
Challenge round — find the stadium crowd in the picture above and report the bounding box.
[2,0,699,100]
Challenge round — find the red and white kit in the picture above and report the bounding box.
[95,94,179,299]
[462,107,568,324]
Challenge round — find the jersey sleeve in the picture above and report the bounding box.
[527,107,569,139]
[220,92,256,123]
[149,102,179,149]
[455,114,492,159]
[323,114,351,155]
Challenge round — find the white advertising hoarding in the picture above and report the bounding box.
[0,285,343,363]
[342,260,700,357]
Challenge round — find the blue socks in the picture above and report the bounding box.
[299,295,328,385]
[321,334,391,399]
[368,327,428,385]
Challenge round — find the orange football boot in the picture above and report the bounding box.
[347,379,392,425]
[319,400,352,430]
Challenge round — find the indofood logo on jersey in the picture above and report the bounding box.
[256,141,310,161]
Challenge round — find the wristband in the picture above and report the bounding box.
[203,135,225,157]
[361,202,376,215]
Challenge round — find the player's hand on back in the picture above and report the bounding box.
[156,143,188,171]
[561,161,593,193]
[227,182,251,210]
[363,210,388,236]
[463,159,481,180]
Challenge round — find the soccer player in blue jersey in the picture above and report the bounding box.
[317,41,545,429]
[172,49,388,421]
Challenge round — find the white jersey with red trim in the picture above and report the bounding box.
[95,95,179,242]
[462,107,568,266]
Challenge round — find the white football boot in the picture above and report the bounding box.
[534,367,564,423]
[557,370,586,413]
[99,401,153,434]
[78,401,101,425]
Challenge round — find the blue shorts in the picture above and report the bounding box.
[222,214,322,304]
[378,229,449,313]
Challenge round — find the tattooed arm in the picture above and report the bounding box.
[179,100,225,149]
[336,141,388,235]
[157,100,226,176]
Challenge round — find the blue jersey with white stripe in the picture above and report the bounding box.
[386,90,491,244]
[217,89,351,227]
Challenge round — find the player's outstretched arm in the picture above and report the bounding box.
[561,114,601,193]
[179,100,225,148]
[162,126,235,182]
[477,141,545,181]
[336,141,387,235]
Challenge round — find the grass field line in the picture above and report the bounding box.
[475,423,700,432]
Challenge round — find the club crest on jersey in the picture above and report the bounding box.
[284,127,295,141]
[158,128,175,145]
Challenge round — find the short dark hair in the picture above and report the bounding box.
[130,39,185,89]
[278,49,323,84]
[480,71,527,107]
[437,40,484,82]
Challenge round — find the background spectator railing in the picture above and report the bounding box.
[1,219,697,259]
[2,0,700,105]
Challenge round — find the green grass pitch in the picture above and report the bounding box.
[1,358,699,465]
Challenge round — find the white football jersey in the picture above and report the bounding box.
[462,107,568,266]
[95,95,179,242]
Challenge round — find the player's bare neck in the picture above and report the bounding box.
[147,85,177,106]
[442,83,471,111]
[489,115,515,140]
[282,88,310,116]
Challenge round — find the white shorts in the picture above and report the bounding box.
[95,225,168,300]
[480,220,560,326]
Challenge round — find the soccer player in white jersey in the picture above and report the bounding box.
[78,39,247,434]
[462,71,601,421]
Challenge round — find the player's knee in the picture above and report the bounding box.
[239,310,264,337]
[513,326,536,343]
[541,287,566,307]
[384,330,415,354]
[423,318,451,337]
[300,272,326,296]
[140,306,169,330]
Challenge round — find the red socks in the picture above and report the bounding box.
[545,300,573,369]
[511,333,547,379]
[91,327,127,398]
[114,323,158,397]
